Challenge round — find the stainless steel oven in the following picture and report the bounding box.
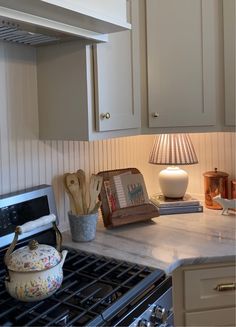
[0,185,173,327]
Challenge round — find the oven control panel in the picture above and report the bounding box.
[0,196,49,237]
[0,205,18,233]
[130,287,173,327]
[0,185,57,248]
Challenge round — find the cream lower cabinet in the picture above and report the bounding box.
[172,262,236,326]
[223,0,236,127]
[37,0,140,141]
[145,0,221,130]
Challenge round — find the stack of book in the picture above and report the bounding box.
[150,193,203,215]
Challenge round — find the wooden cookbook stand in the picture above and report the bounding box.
[97,168,159,228]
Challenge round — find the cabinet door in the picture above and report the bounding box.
[146,0,219,128]
[223,0,236,126]
[172,262,236,327]
[94,0,141,132]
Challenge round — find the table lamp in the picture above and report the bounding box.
[149,134,198,198]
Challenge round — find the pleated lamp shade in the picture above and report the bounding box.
[149,134,198,165]
[149,134,198,198]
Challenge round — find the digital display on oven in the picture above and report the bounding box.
[0,196,50,236]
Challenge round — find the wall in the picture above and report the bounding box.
[0,42,235,230]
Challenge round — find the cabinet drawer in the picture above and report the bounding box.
[184,266,235,310]
[185,307,236,326]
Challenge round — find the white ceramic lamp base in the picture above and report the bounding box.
[159,167,188,198]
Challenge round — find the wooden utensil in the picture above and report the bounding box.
[76,169,87,214]
[88,175,103,213]
[90,200,102,214]
[63,173,77,215]
[64,173,83,214]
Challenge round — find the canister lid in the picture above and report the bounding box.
[203,168,229,178]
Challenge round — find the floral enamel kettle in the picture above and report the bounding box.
[4,214,68,302]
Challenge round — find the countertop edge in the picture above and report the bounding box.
[166,255,236,274]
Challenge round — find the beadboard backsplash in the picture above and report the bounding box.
[0,42,235,229]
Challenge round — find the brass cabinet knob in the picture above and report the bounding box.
[152,112,159,118]
[101,112,111,120]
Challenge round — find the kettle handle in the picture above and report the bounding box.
[4,214,62,266]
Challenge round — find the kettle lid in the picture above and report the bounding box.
[7,240,61,272]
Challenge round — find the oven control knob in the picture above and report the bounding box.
[137,318,152,327]
[152,305,168,323]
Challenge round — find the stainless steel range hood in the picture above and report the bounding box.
[0,0,131,46]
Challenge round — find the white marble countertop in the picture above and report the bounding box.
[62,208,236,273]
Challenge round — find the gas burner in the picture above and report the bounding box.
[80,282,118,305]
[0,186,171,327]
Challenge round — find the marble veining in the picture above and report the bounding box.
[62,209,236,273]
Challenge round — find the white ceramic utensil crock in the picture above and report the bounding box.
[4,214,68,302]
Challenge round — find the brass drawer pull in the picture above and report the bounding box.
[214,283,236,292]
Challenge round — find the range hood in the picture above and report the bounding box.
[0,0,131,46]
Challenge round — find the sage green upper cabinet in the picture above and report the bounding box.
[93,0,141,132]
[37,0,141,141]
[223,0,236,126]
[146,0,220,129]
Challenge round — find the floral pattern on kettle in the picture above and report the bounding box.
[8,244,61,272]
[15,274,63,300]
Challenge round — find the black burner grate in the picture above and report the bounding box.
[0,249,163,327]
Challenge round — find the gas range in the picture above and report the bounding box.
[0,185,173,327]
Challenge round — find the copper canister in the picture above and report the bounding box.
[231,180,236,199]
[203,168,229,209]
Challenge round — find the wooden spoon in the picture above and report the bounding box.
[76,169,87,214]
[63,173,77,215]
[65,173,83,215]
